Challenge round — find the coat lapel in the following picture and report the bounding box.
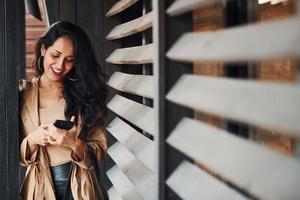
[25,77,40,129]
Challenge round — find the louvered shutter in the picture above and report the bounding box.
[105,1,157,199]
[164,1,300,200]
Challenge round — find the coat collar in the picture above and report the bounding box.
[25,77,40,129]
[24,76,83,136]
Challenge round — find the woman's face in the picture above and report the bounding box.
[41,36,75,82]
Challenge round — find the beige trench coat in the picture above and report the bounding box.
[19,77,107,200]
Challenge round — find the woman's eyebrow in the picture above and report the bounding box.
[53,49,74,57]
[53,50,62,54]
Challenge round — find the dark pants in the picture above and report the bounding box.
[50,162,73,200]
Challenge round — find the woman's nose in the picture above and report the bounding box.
[57,58,65,68]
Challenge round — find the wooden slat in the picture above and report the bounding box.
[108,117,154,171]
[135,142,154,172]
[106,43,153,65]
[106,11,153,40]
[167,18,300,62]
[25,14,45,26]
[167,117,300,200]
[26,54,34,67]
[167,161,248,200]
[108,117,151,155]
[108,187,122,200]
[25,27,45,40]
[108,72,154,99]
[107,94,155,135]
[108,142,156,199]
[166,75,300,136]
[26,40,36,54]
[167,0,222,16]
[106,0,139,17]
[106,165,143,200]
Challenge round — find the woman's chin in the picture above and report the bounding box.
[45,74,65,82]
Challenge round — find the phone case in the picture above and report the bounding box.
[53,120,74,130]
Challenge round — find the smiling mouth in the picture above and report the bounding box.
[51,67,63,75]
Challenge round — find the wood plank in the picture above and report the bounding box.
[106,165,143,200]
[166,75,300,136]
[108,72,154,99]
[25,14,45,26]
[167,17,300,62]
[167,117,300,200]
[167,0,222,16]
[106,43,153,64]
[106,0,139,17]
[106,11,153,40]
[108,118,152,155]
[108,142,156,199]
[108,187,122,200]
[26,40,36,54]
[25,27,45,40]
[107,117,154,171]
[107,95,155,135]
[2,0,24,197]
[26,54,34,67]
[167,161,248,200]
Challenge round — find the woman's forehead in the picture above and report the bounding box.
[49,36,74,56]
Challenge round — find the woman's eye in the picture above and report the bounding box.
[66,59,74,63]
[51,54,59,58]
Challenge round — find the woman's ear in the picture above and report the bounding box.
[41,45,46,56]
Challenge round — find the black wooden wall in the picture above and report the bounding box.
[0,0,25,198]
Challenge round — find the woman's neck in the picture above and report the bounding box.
[40,74,63,91]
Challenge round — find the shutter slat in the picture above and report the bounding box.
[108,187,123,200]
[106,44,153,64]
[108,94,155,135]
[106,11,153,40]
[106,0,139,17]
[108,142,156,199]
[167,118,300,200]
[108,117,154,171]
[166,75,300,136]
[108,72,154,99]
[167,0,222,16]
[106,165,143,200]
[167,161,248,200]
[167,18,300,62]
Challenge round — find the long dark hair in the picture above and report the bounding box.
[33,20,108,139]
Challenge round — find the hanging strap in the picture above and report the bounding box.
[87,146,109,200]
[63,147,109,200]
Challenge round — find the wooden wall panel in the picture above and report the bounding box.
[256,0,297,156]
[0,0,25,198]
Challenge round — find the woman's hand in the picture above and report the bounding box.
[48,116,77,148]
[48,116,85,161]
[27,124,51,156]
[28,124,51,146]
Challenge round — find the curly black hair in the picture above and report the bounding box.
[33,20,108,139]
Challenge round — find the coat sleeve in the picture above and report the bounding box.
[71,126,107,169]
[19,79,39,167]
[19,135,39,167]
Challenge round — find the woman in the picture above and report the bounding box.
[19,21,108,199]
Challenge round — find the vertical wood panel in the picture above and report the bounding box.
[0,0,24,197]
[76,0,93,40]
[60,0,76,23]
[7,0,22,196]
[44,0,60,24]
[163,0,194,199]
[93,0,106,70]
[0,0,6,196]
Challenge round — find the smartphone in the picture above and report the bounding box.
[53,120,74,130]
